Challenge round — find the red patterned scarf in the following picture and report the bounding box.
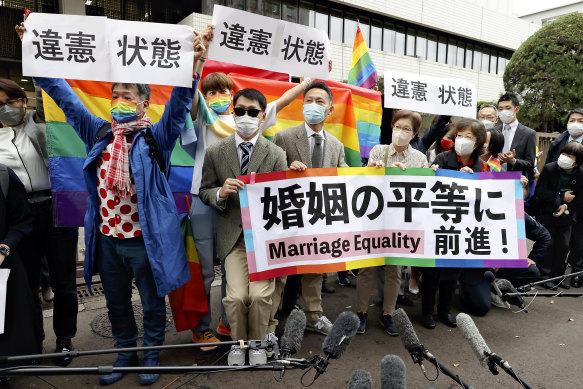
[105,115,153,198]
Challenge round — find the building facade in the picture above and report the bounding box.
[519,1,583,25]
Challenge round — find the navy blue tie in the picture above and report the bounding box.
[240,142,252,175]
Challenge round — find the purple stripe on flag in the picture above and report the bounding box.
[482,259,529,268]
[360,145,373,158]
[478,171,521,180]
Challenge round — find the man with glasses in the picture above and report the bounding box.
[273,82,347,336]
[199,88,287,362]
[477,103,499,130]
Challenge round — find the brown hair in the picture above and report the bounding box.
[391,109,422,134]
[560,142,583,166]
[453,118,487,160]
[0,79,28,102]
[200,72,233,95]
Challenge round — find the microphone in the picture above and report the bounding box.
[392,308,435,366]
[280,308,306,358]
[484,271,510,309]
[380,355,406,389]
[348,369,372,389]
[496,279,526,310]
[321,311,360,359]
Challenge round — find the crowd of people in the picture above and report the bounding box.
[0,20,581,388]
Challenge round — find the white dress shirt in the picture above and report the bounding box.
[304,122,326,155]
[217,131,260,202]
[502,119,519,149]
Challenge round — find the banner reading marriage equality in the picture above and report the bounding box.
[238,168,528,282]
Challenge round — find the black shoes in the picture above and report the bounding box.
[570,275,582,288]
[559,279,571,289]
[419,314,436,329]
[437,311,457,328]
[55,338,74,367]
[541,281,558,290]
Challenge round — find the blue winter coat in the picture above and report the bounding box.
[34,77,196,297]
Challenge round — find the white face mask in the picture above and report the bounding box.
[391,130,412,147]
[567,122,583,138]
[498,109,515,124]
[455,137,476,156]
[235,115,260,138]
[481,120,495,130]
[558,154,575,170]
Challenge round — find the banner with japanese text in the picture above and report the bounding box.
[384,71,477,118]
[238,168,527,282]
[209,5,330,79]
[22,13,194,87]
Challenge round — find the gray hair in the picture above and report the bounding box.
[478,104,498,119]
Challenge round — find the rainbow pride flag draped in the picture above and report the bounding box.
[487,156,502,172]
[229,74,362,167]
[43,80,195,227]
[347,26,379,90]
[168,214,208,332]
[326,80,381,159]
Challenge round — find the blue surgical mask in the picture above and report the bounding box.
[303,103,327,125]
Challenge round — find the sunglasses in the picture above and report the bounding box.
[233,107,261,117]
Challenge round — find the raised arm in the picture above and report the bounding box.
[31,79,45,124]
[275,79,310,113]
[422,115,451,151]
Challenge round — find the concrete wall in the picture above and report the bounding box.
[519,3,583,24]
[58,0,86,15]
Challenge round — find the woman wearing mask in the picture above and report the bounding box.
[421,119,489,329]
[481,128,504,172]
[535,143,583,290]
[355,110,428,336]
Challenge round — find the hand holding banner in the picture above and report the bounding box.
[209,5,330,79]
[384,71,477,118]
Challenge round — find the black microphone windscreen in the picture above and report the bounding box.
[280,309,306,354]
[496,278,515,293]
[456,313,491,368]
[392,308,421,352]
[380,354,407,389]
[348,369,372,389]
[483,270,496,283]
[322,311,360,359]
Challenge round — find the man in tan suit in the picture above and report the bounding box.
[199,88,287,358]
[272,82,348,335]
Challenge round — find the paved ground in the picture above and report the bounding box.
[6,271,583,389]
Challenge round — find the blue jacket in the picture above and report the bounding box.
[34,77,197,297]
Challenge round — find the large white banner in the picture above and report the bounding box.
[22,13,194,87]
[384,71,477,118]
[238,168,527,282]
[209,5,330,79]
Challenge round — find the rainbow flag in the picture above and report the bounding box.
[487,156,502,172]
[326,80,382,159]
[347,26,379,90]
[229,74,362,167]
[168,214,208,332]
[43,80,196,226]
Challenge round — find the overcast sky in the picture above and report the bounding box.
[513,0,579,16]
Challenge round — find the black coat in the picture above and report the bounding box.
[534,162,583,225]
[545,131,569,165]
[493,122,537,176]
[432,150,483,172]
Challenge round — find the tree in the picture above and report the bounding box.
[503,12,583,132]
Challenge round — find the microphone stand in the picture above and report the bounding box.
[516,270,583,292]
[409,346,474,389]
[485,352,533,389]
[504,291,583,298]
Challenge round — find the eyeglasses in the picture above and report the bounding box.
[233,107,261,117]
[479,115,496,121]
[0,98,22,109]
[393,124,413,133]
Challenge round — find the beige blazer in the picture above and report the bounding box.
[199,134,287,260]
[273,124,348,168]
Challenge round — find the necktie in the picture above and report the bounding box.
[240,142,252,175]
[502,125,511,154]
[312,134,324,168]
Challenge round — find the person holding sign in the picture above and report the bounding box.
[18,20,207,385]
[355,110,428,336]
[273,82,347,336]
[181,25,311,348]
[423,119,490,329]
[199,88,287,361]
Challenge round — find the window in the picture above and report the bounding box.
[330,8,343,42]
[447,38,457,66]
[282,0,297,22]
[314,4,328,35]
[263,0,280,18]
[465,43,474,69]
[481,47,490,72]
[359,17,370,46]
[406,27,416,56]
[246,0,260,14]
[498,55,508,74]
[299,1,314,26]
[344,13,358,44]
[228,0,244,10]
[427,33,437,62]
[456,41,465,67]
[383,22,396,53]
[437,36,447,64]
[371,19,382,50]
[489,49,498,74]
[395,25,406,55]
[473,45,482,71]
[416,31,427,59]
